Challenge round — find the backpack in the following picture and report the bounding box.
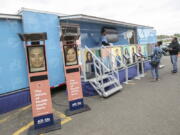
[150,48,162,67]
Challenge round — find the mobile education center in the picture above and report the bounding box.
[0,8,157,114]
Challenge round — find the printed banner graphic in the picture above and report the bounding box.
[111,47,122,68]
[122,46,131,66]
[129,45,137,64]
[30,79,53,117]
[66,67,83,101]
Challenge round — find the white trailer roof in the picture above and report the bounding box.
[0,14,21,20]
[0,8,153,29]
[60,14,153,29]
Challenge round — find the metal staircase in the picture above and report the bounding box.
[84,46,123,97]
[101,46,130,84]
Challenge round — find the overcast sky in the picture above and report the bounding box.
[0,0,179,35]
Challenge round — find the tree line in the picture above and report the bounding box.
[158,33,180,40]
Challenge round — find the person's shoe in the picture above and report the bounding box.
[151,78,157,82]
[172,70,177,73]
[156,78,160,81]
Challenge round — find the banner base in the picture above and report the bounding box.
[134,76,141,80]
[27,119,61,135]
[65,104,90,116]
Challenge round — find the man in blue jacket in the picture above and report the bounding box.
[150,41,163,81]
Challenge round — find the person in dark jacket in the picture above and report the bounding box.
[168,37,179,73]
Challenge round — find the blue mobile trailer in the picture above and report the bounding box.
[0,8,157,114]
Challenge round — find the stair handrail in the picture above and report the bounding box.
[85,46,110,72]
[85,45,112,91]
[101,45,130,83]
[101,46,127,69]
[100,46,121,83]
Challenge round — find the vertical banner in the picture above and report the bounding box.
[129,45,137,64]
[61,23,90,115]
[111,47,122,69]
[84,49,95,79]
[101,47,112,69]
[137,45,148,59]
[137,45,143,57]
[136,45,145,75]
[19,33,61,134]
[65,66,84,110]
[26,45,54,129]
[122,46,131,66]
[63,44,84,110]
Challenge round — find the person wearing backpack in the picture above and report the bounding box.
[168,37,179,73]
[150,41,163,81]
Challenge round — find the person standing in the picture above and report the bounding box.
[168,37,179,73]
[150,41,163,81]
[101,28,113,46]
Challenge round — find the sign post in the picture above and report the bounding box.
[19,33,61,135]
[61,24,90,116]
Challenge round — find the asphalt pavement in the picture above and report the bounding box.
[1,56,180,135]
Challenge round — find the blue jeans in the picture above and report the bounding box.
[151,64,159,79]
[170,55,178,72]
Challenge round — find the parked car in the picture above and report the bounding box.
[161,44,169,56]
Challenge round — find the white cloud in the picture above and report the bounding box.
[0,0,179,35]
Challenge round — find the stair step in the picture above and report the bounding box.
[103,85,122,97]
[89,74,109,81]
[103,80,117,88]
[89,82,103,96]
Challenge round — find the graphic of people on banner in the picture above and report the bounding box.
[137,45,144,59]
[129,45,137,64]
[112,47,122,69]
[101,47,112,70]
[63,45,78,66]
[137,45,148,59]
[122,46,131,66]
[27,46,47,73]
[84,50,95,79]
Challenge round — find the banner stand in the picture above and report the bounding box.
[123,66,130,84]
[61,23,90,116]
[19,33,61,135]
[28,119,61,135]
[65,104,90,116]
[134,61,141,80]
[140,59,145,77]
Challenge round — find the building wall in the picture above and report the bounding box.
[0,11,66,94]
[21,11,65,87]
[0,11,156,95]
[0,19,28,94]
